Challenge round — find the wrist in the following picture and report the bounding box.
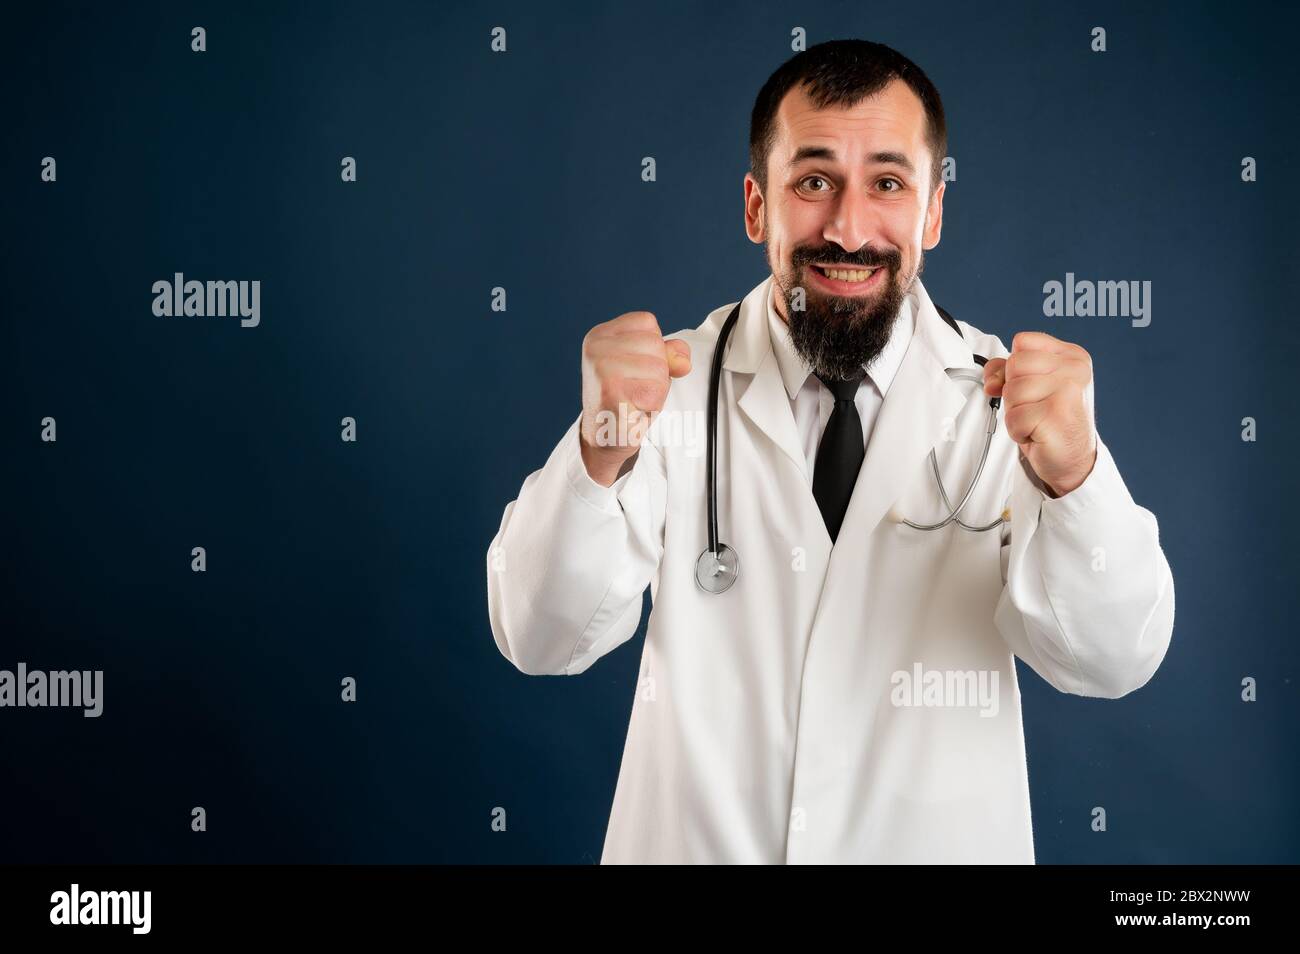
[1044,447,1098,498]
[579,433,639,487]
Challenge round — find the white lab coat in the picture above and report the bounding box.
[486,274,1175,864]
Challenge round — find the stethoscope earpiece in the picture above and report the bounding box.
[898,365,1005,532]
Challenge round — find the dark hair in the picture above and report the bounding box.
[749,39,947,196]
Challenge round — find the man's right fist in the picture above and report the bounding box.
[579,311,692,487]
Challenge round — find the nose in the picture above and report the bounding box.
[823,186,886,258]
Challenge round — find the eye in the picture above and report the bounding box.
[878,177,904,192]
[799,175,832,193]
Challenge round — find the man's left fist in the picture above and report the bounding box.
[982,331,1098,498]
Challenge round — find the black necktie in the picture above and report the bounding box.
[812,368,869,543]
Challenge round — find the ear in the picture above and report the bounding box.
[922,179,945,250]
[744,173,765,245]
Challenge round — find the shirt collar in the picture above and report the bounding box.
[765,276,916,401]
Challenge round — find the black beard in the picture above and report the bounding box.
[776,248,918,381]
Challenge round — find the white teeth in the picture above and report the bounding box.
[822,267,876,282]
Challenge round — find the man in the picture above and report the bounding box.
[486,39,1174,864]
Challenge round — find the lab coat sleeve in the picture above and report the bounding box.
[994,433,1175,698]
[486,411,667,676]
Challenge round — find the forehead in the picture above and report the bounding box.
[772,79,930,166]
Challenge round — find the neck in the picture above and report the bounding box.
[772,280,790,324]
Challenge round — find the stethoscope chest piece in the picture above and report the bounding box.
[695,545,739,594]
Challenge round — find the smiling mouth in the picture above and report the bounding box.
[811,264,882,282]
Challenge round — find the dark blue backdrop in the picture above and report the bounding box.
[3,0,1297,863]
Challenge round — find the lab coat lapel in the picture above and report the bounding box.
[827,284,974,551]
[725,281,810,483]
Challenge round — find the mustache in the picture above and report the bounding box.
[795,247,901,270]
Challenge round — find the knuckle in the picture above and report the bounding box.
[627,331,664,352]
[617,310,659,331]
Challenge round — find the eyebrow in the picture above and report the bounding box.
[788,146,916,175]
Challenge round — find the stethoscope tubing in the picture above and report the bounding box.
[704,302,743,556]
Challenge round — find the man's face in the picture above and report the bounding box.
[745,79,945,380]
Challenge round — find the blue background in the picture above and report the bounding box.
[2,0,1297,863]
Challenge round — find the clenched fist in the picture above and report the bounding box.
[982,331,1098,498]
[580,311,692,487]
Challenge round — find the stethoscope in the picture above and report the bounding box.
[695,300,1005,594]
